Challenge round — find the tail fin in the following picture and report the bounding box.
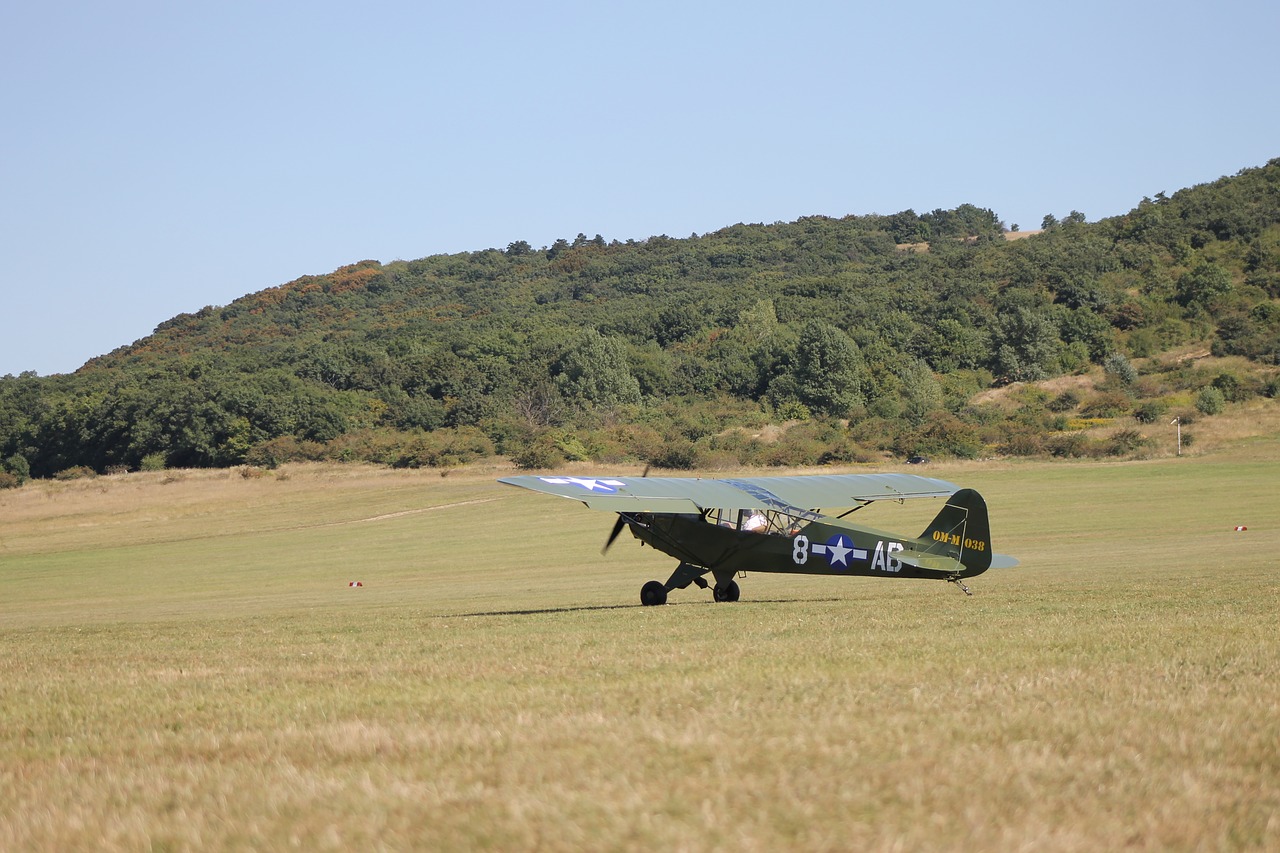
[918,488,993,575]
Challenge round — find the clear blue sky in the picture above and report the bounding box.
[3,0,1277,376]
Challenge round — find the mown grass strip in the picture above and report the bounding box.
[1,451,1277,849]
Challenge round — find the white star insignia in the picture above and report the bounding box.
[539,477,626,492]
[826,536,853,567]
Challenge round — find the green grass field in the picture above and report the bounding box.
[2,442,1278,850]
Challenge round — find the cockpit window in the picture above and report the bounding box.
[710,508,774,533]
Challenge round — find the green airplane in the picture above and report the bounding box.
[499,472,1018,605]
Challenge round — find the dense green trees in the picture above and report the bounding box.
[553,329,642,409]
[775,320,867,418]
[2,159,1279,477]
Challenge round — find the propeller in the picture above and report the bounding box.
[602,516,627,554]
[601,465,650,554]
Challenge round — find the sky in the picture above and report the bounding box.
[3,0,1278,376]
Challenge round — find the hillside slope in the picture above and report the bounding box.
[1,160,1278,479]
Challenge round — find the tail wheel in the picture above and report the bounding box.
[640,580,668,606]
[713,579,740,602]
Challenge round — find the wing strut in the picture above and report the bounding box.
[835,500,872,519]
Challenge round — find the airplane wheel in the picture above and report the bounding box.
[640,580,668,606]
[713,580,740,602]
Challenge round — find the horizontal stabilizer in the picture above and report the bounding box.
[895,549,964,574]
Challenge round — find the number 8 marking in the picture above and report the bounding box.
[792,535,809,565]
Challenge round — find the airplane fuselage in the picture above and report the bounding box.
[629,513,986,583]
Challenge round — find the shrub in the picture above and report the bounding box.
[1125,328,1160,358]
[323,429,407,465]
[760,429,829,466]
[648,440,700,470]
[0,471,20,490]
[892,412,984,459]
[594,423,665,464]
[961,403,1005,426]
[393,427,495,469]
[1211,372,1252,403]
[3,454,30,484]
[1132,400,1168,424]
[555,433,592,462]
[817,435,875,465]
[1105,428,1149,455]
[54,466,97,481]
[687,449,735,470]
[1103,352,1139,386]
[245,436,327,468]
[1080,392,1132,418]
[999,430,1044,457]
[1047,391,1081,413]
[511,435,564,470]
[774,400,812,421]
[139,452,168,472]
[1195,386,1226,415]
[1058,341,1092,374]
[1046,433,1091,458]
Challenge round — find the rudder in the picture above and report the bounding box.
[918,488,993,575]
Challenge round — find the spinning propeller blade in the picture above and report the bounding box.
[602,516,627,554]
[602,467,647,554]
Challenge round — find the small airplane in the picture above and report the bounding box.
[499,471,1018,604]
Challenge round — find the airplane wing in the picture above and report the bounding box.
[498,472,959,513]
[728,473,959,510]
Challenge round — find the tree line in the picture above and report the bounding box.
[2,161,1279,483]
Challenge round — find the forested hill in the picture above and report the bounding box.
[2,159,1279,481]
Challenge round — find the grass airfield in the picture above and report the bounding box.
[1,441,1278,850]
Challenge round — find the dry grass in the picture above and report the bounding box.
[2,445,1279,850]
[1183,397,1280,450]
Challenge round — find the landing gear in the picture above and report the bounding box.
[713,579,740,602]
[645,564,742,604]
[947,575,973,596]
[640,580,668,606]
